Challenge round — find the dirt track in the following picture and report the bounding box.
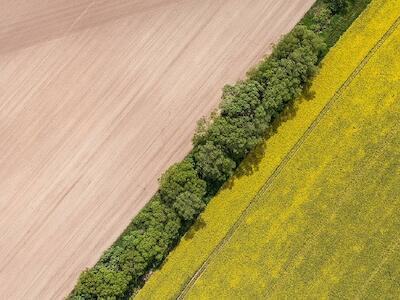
[0,0,314,298]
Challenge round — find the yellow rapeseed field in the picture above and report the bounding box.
[186,20,400,298]
[136,0,400,298]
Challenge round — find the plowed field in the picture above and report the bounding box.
[0,0,314,298]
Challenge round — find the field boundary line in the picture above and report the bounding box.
[176,15,400,300]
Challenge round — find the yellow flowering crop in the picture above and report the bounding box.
[136,0,400,298]
[186,21,400,298]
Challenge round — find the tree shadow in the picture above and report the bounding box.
[136,85,317,287]
[225,84,316,183]
[136,216,207,289]
[184,217,206,240]
[302,83,316,101]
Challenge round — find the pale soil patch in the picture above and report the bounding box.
[0,0,314,298]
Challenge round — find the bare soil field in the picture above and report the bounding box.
[0,0,314,298]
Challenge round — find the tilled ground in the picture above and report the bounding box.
[0,0,314,298]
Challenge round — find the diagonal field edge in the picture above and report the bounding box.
[176,14,400,300]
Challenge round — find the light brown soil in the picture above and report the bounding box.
[0,0,314,298]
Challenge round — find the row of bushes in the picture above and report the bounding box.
[70,1,370,298]
[70,25,325,300]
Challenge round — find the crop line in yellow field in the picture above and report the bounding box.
[177,14,400,300]
[265,121,400,296]
[355,236,400,299]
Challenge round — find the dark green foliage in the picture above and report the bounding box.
[272,25,326,62]
[325,0,348,14]
[70,267,130,300]
[101,197,181,271]
[250,26,326,86]
[70,1,371,297]
[131,196,181,238]
[71,26,324,300]
[220,80,264,119]
[204,116,260,163]
[159,160,206,220]
[194,80,267,164]
[173,191,205,221]
[193,141,236,184]
[193,26,324,173]
[301,0,371,49]
[309,5,332,33]
[71,197,181,299]
[262,44,323,114]
[159,159,206,205]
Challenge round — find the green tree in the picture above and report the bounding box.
[220,80,264,118]
[70,21,331,300]
[159,159,206,205]
[193,141,236,184]
[249,26,325,85]
[272,25,325,61]
[210,112,270,163]
[309,5,332,33]
[194,80,269,164]
[325,0,348,14]
[97,197,181,286]
[71,267,130,300]
[131,196,181,235]
[173,191,205,221]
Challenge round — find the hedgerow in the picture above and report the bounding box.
[70,25,324,300]
[137,0,387,296]
[70,0,371,298]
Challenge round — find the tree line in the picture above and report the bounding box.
[70,25,325,300]
[69,0,370,298]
